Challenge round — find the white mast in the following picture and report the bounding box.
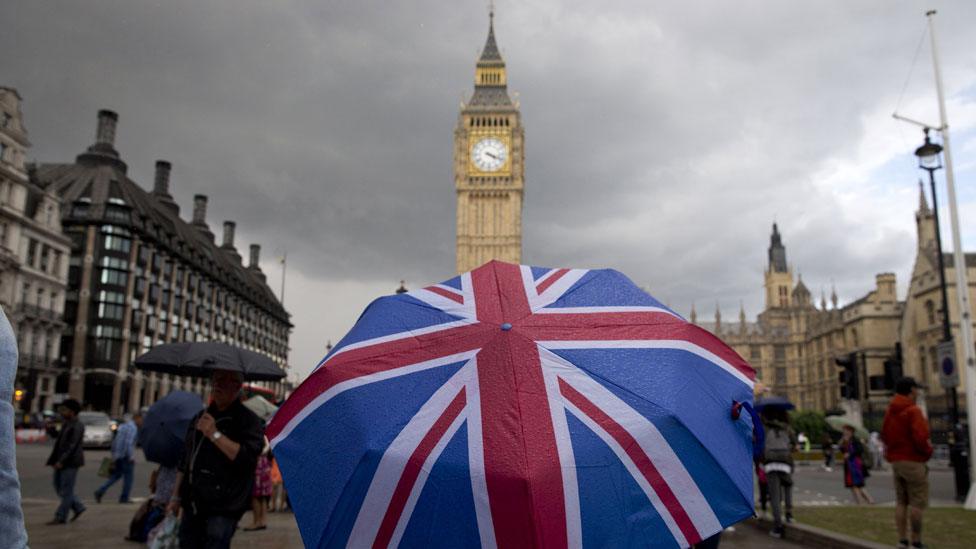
[925,10,976,510]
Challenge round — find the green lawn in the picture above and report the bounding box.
[793,507,976,549]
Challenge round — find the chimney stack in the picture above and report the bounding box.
[222,221,236,248]
[153,160,172,196]
[249,244,261,269]
[192,194,208,225]
[95,110,118,147]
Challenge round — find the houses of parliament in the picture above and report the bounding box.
[452,14,975,437]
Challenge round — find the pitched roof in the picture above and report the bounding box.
[30,147,289,325]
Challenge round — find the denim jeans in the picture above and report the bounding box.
[178,511,239,549]
[54,466,85,522]
[96,458,134,501]
[0,307,28,546]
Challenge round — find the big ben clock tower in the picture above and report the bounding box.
[455,11,524,273]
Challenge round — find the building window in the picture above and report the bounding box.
[103,234,131,253]
[925,300,936,326]
[93,337,122,362]
[99,268,128,287]
[104,205,130,223]
[775,367,787,384]
[71,201,90,218]
[97,303,125,320]
[26,239,37,266]
[774,345,786,362]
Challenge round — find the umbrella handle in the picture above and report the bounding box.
[732,400,765,461]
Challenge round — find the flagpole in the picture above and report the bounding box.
[925,10,976,509]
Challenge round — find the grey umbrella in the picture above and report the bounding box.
[134,341,286,381]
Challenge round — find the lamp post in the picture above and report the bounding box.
[915,129,968,501]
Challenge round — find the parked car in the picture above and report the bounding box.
[79,411,114,449]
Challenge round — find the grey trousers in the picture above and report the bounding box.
[767,470,793,528]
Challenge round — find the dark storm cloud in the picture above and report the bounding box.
[4,0,975,375]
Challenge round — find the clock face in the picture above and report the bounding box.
[471,137,508,172]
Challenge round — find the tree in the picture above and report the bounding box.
[790,409,829,444]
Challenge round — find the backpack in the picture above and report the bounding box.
[764,426,792,463]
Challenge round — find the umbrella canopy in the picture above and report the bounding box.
[139,391,204,467]
[826,415,870,440]
[134,341,285,381]
[755,395,796,412]
[243,395,279,421]
[268,261,759,548]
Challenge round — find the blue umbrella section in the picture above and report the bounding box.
[139,390,205,467]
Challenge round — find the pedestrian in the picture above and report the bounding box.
[166,369,264,549]
[755,461,769,518]
[270,453,286,512]
[841,424,874,504]
[869,431,886,471]
[45,398,86,524]
[821,431,834,472]
[881,377,932,549]
[126,465,172,542]
[0,305,28,546]
[244,438,273,531]
[95,411,143,503]
[760,407,796,538]
[797,431,810,453]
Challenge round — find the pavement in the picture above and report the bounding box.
[18,442,953,548]
[789,460,959,507]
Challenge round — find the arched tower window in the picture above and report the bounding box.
[925,300,935,325]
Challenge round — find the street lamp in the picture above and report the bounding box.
[914,128,968,500]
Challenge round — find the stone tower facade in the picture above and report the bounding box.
[455,12,524,273]
[764,223,793,310]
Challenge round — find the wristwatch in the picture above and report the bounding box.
[211,431,223,442]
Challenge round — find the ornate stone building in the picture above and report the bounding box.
[30,110,291,414]
[455,12,524,273]
[696,224,903,426]
[899,185,976,436]
[0,87,71,413]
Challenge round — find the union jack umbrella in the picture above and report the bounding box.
[268,261,758,548]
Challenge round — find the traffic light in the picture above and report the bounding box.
[835,352,859,400]
[13,389,23,402]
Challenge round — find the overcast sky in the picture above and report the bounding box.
[4,1,976,382]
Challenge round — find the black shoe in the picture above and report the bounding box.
[785,513,794,524]
[94,491,103,504]
[119,498,133,504]
[769,526,785,539]
[45,519,67,526]
[897,540,909,549]
[70,507,86,522]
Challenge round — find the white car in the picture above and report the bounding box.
[79,411,114,449]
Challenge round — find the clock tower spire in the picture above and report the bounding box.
[455,10,524,273]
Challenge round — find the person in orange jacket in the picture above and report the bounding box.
[881,377,933,549]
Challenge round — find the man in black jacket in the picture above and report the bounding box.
[167,370,264,549]
[46,399,86,524]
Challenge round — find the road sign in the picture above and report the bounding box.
[938,340,959,389]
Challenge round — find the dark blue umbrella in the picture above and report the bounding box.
[139,391,205,467]
[755,395,796,412]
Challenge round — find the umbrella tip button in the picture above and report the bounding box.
[500,323,513,331]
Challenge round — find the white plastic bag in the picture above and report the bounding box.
[148,515,180,549]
